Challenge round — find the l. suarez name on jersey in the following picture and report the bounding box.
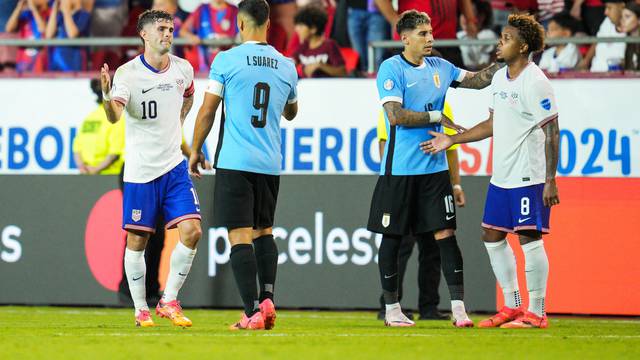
[0,125,636,176]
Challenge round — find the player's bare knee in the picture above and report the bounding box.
[126,230,149,251]
[434,228,455,240]
[180,223,202,248]
[253,227,272,239]
[228,227,253,246]
[518,230,542,245]
[482,228,507,243]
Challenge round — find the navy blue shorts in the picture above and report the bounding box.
[122,161,201,233]
[482,183,551,234]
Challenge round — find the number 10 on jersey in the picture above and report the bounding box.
[251,82,270,128]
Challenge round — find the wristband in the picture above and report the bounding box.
[102,91,111,101]
[452,184,463,191]
[427,111,442,124]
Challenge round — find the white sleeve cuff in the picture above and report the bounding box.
[456,70,467,83]
[380,96,403,106]
[287,97,297,104]
[205,80,224,96]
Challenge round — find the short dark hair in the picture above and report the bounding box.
[549,12,580,35]
[626,1,640,19]
[507,13,545,54]
[473,0,493,30]
[90,78,102,103]
[238,0,270,27]
[294,5,328,35]
[136,10,174,35]
[396,10,431,35]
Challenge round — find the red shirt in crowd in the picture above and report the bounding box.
[293,38,345,78]
[397,0,460,39]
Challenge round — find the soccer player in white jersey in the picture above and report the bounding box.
[423,13,560,329]
[100,10,202,328]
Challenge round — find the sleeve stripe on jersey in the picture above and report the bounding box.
[113,97,127,106]
[183,81,195,97]
[380,96,403,106]
[205,80,224,97]
[456,70,467,83]
[538,113,558,128]
[287,97,297,104]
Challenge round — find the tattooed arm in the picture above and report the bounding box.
[542,117,560,207]
[457,62,505,89]
[383,101,440,127]
[180,94,194,125]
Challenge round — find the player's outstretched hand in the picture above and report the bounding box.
[543,179,560,207]
[189,152,206,179]
[100,63,111,95]
[420,131,452,154]
[440,115,466,133]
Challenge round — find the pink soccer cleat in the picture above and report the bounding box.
[135,309,155,327]
[478,306,523,328]
[259,299,277,330]
[500,311,549,329]
[230,311,265,330]
[156,299,192,327]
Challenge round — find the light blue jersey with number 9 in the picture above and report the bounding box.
[207,42,298,175]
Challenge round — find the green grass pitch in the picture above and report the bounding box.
[1,307,639,359]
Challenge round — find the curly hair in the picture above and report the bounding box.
[396,10,431,35]
[507,13,545,54]
[294,5,328,34]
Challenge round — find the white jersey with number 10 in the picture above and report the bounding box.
[110,54,195,183]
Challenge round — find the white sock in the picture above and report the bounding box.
[162,241,197,302]
[124,248,148,313]
[385,302,401,313]
[484,240,521,309]
[451,300,469,320]
[522,240,549,317]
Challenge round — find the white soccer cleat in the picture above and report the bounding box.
[451,303,474,328]
[384,307,416,327]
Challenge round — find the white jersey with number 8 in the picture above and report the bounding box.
[489,62,558,189]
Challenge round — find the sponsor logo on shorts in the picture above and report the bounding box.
[518,217,531,224]
[132,209,142,222]
[446,214,455,221]
[382,213,391,228]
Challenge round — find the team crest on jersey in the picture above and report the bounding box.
[383,79,394,91]
[382,213,391,228]
[433,73,441,88]
[176,79,184,91]
[132,209,142,222]
[499,91,508,99]
[540,98,552,110]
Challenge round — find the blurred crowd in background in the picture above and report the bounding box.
[0,0,639,75]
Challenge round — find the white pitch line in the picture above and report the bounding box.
[46,332,640,339]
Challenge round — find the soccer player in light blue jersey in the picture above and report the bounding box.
[367,10,504,327]
[190,0,298,331]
